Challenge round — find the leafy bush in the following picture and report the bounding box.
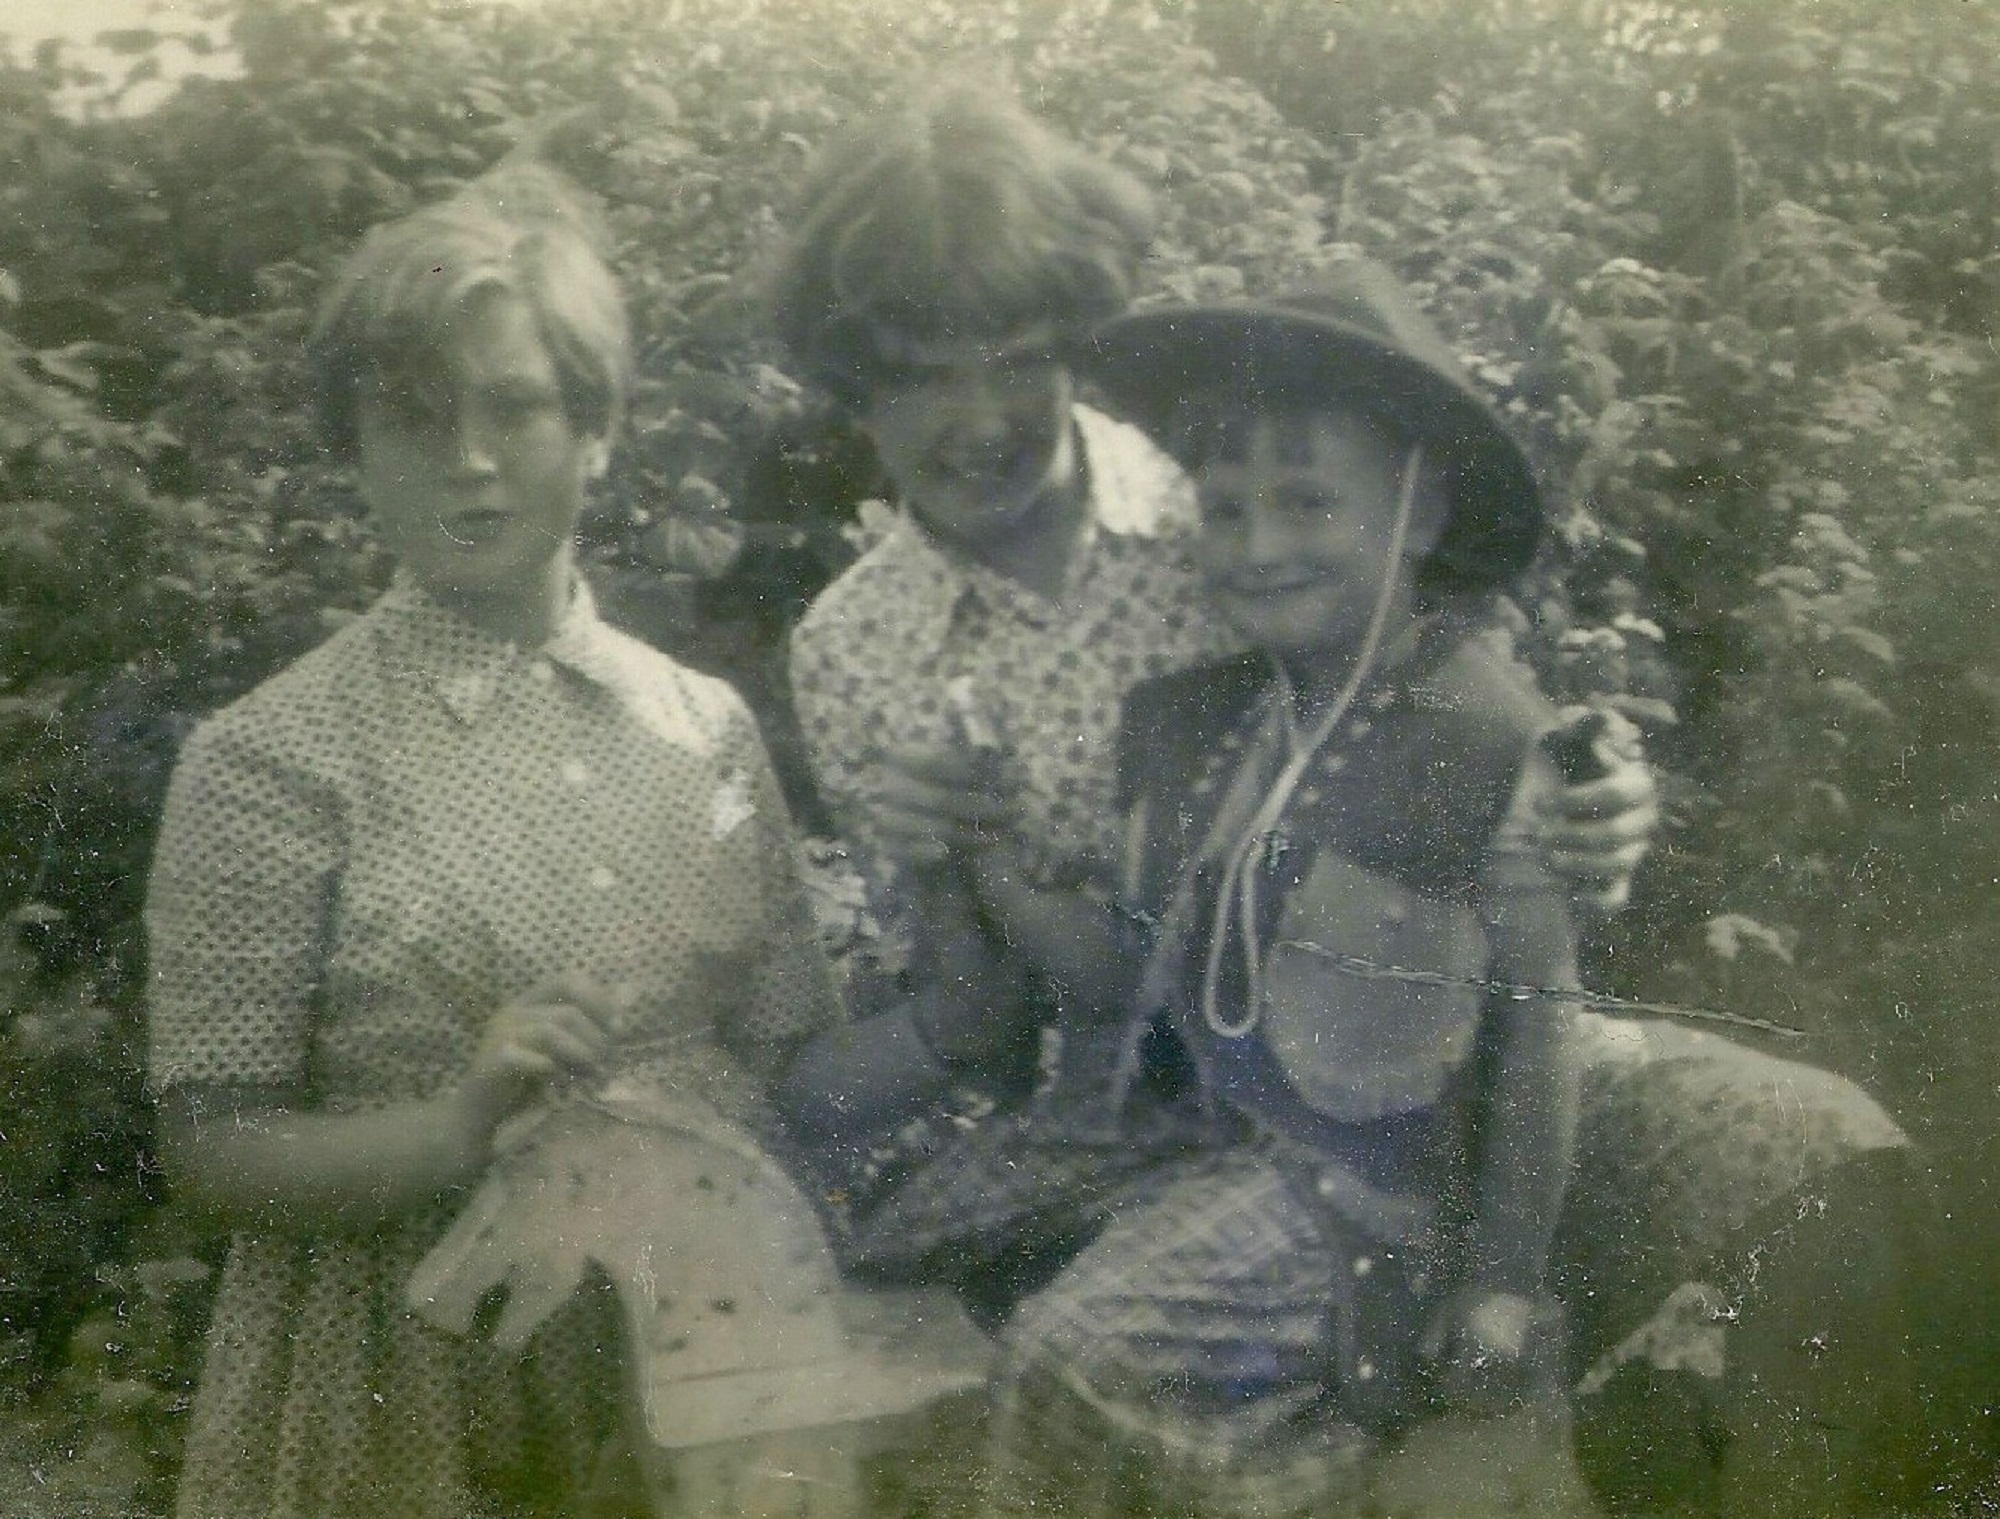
[1193,0,1999,1038]
[2,0,1995,1501]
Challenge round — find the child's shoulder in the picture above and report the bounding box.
[1118,652,1269,767]
[185,613,382,768]
[1411,618,1558,751]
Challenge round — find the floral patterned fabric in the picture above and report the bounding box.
[789,403,1233,899]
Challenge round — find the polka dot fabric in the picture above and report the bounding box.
[147,578,843,1519]
[789,404,1235,896]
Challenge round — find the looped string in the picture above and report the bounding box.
[1199,442,1425,1040]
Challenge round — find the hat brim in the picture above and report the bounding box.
[1086,304,1543,590]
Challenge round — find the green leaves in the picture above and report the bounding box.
[1,0,1997,1485]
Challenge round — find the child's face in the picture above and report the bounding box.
[856,325,1077,557]
[1187,406,1449,664]
[358,286,605,614]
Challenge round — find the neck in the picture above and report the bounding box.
[970,426,1089,598]
[437,550,574,647]
[1277,595,1429,724]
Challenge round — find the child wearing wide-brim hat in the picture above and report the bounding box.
[983,258,1599,1516]
[1087,253,1544,607]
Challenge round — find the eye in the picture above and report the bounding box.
[1277,483,1340,520]
[367,387,450,435]
[1199,488,1251,528]
[1273,416,1317,468]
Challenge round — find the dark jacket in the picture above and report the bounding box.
[1116,624,1562,1151]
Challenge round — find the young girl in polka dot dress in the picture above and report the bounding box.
[145,170,979,1519]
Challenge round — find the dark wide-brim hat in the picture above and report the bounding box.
[1085,257,1543,594]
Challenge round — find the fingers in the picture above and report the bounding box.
[1537,734,1659,918]
[542,972,637,1028]
[473,997,612,1095]
[869,747,1017,865]
[1544,833,1650,883]
[1548,865,1638,919]
[1539,765,1657,824]
[881,741,997,790]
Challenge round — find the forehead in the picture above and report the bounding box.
[443,288,559,379]
[1181,398,1406,477]
[874,321,1068,373]
[373,286,558,390]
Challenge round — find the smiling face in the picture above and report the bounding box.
[357,285,606,637]
[856,327,1079,558]
[1187,405,1451,666]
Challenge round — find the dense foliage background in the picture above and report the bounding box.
[1,0,1994,1509]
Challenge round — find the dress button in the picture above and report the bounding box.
[528,659,555,684]
[1353,1255,1374,1277]
[561,760,591,787]
[588,865,618,891]
[1356,1359,1377,1381]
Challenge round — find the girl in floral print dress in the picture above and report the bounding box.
[145,169,980,1519]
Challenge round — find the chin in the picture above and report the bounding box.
[413,549,542,602]
[1223,599,1320,647]
[922,482,1040,543]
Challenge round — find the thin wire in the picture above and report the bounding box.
[1264,939,1806,1038]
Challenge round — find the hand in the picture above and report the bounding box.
[1536,709,1656,919]
[462,975,617,1133]
[867,739,1015,869]
[906,976,1041,1073]
[1421,1288,1543,1416]
[961,844,1140,1011]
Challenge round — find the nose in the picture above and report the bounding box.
[451,407,502,480]
[1240,492,1294,569]
[936,367,1014,438]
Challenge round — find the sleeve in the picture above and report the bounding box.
[1478,745,1563,903]
[712,704,848,1080]
[1464,739,1584,1298]
[785,614,872,850]
[145,712,346,1095]
[784,609,918,969]
[1475,739,1584,993]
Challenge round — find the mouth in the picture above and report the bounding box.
[435,507,512,546]
[1216,573,1330,601]
[933,437,1037,485]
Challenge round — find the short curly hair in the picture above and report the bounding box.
[768,82,1157,409]
[308,164,631,462]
